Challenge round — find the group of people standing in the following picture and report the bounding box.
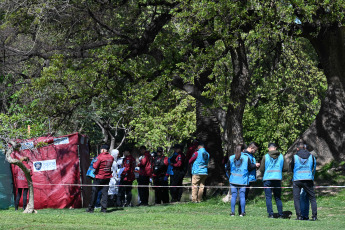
[226,142,318,221]
[85,142,210,213]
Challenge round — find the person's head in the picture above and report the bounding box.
[123,149,131,156]
[100,144,110,153]
[197,142,205,150]
[268,143,277,151]
[235,144,245,160]
[139,146,147,154]
[247,142,259,154]
[296,142,305,151]
[173,144,182,153]
[157,147,164,156]
[110,149,119,159]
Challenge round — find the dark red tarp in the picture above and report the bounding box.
[11,132,92,209]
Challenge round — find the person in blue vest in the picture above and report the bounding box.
[228,144,257,216]
[259,143,289,218]
[189,142,210,203]
[290,142,317,221]
[239,142,260,214]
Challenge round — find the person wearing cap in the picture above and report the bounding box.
[137,145,152,206]
[170,144,186,202]
[152,147,169,204]
[239,142,260,214]
[86,144,114,213]
[108,149,120,206]
[259,143,289,218]
[290,142,317,221]
[189,142,209,203]
[117,149,135,207]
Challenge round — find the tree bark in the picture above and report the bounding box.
[5,141,36,213]
[286,26,345,164]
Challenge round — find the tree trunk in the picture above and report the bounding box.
[195,101,224,185]
[287,26,345,164]
[5,142,36,213]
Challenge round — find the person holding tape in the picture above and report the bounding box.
[86,144,114,213]
[290,142,317,221]
[228,144,257,216]
[259,143,289,218]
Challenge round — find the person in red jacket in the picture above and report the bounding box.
[117,149,135,207]
[86,144,114,213]
[170,144,186,202]
[13,157,32,211]
[152,147,169,204]
[137,146,152,206]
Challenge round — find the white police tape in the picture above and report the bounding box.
[32,182,345,189]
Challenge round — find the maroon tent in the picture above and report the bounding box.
[11,132,92,209]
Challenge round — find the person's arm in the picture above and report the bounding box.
[189,152,198,165]
[290,156,295,172]
[138,155,148,168]
[164,157,169,166]
[282,155,289,172]
[172,154,183,167]
[93,156,101,169]
[248,159,256,171]
[259,157,265,174]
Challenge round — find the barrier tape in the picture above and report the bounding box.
[32,182,345,189]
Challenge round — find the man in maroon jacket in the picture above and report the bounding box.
[13,157,32,211]
[170,144,186,202]
[137,145,152,206]
[86,144,114,213]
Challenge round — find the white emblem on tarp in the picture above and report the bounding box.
[20,142,34,150]
[33,159,57,172]
[54,137,69,145]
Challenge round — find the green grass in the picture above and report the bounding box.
[1,189,344,230]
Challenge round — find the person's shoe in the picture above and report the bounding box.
[239,213,245,217]
[309,216,318,221]
[101,209,107,213]
[295,216,303,220]
[85,208,94,213]
[230,212,235,216]
[302,216,309,220]
[94,206,101,209]
[268,214,274,218]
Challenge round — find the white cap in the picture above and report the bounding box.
[111,149,119,159]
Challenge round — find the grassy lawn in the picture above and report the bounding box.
[0,188,344,230]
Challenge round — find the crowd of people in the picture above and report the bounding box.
[225,142,317,220]
[12,139,318,221]
[85,141,210,213]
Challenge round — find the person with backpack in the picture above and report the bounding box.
[152,147,169,204]
[228,144,257,217]
[189,142,209,203]
[259,143,289,218]
[137,145,152,206]
[291,142,317,221]
[170,144,186,202]
[117,149,135,207]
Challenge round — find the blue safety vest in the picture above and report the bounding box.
[192,148,210,175]
[242,151,256,182]
[229,154,249,186]
[263,153,284,181]
[293,154,316,181]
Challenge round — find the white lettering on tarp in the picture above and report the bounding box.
[33,159,57,172]
[54,137,69,145]
[20,142,34,150]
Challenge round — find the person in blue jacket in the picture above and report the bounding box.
[239,142,260,214]
[291,142,317,221]
[259,143,289,218]
[189,142,210,203]
[228,144,257,217]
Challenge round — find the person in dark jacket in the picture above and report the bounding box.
[137,145,152,206]
[86,144,114,213]
[170,144,186,202]
[152,147,169,204]
[259,143,289,218]
[290,142,317,221]
[117,149,135,207]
